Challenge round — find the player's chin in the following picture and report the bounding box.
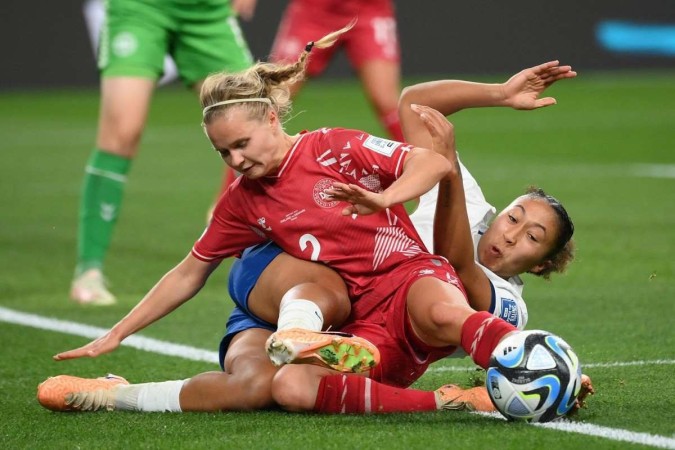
[241,168,263,180]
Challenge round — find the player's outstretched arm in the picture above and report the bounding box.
[411,104,493,310]
[54,254,221,360]
[398,61,576,149]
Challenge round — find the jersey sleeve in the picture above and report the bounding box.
[481,265,528,329]
[457,157,496,235]
[191,188,266,262]
[321,129,411,191]
[408,183,437,251]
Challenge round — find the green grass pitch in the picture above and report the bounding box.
[1,70,674,449]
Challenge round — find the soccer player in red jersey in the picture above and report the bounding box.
[215,0,403,199]
[37,25,592,414]
[270,0,403,141]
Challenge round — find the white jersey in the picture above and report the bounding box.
[409,158,528,330]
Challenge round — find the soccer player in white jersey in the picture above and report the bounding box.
[400,67,577,330]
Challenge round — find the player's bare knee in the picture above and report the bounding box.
[97,119,144,155]
[271,366,313,412]
[225,354,277,409]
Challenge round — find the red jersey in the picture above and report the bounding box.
[192,128,432,301]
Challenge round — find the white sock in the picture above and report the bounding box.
[114,379,187,412]
[277,298,324,331]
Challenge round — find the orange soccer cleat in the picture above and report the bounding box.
[266,328,380,373]
[435,384,496,412]
[37,374,128,412]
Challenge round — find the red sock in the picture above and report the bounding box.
[314,375,437,414]
[380,109,404,142]
[460,311,517,369]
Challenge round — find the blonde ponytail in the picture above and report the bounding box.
[200,20,356,125]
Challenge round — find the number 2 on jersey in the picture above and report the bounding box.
[299,234,321,261]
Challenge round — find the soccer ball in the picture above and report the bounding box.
[486,330,582,423]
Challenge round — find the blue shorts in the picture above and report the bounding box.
[218,241,283,369]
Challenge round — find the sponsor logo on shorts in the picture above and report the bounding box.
[112,32,138,58]
[313,178,339,208]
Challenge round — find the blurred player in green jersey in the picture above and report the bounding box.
[72,0,256,305]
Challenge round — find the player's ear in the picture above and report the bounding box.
[267,108,279,128]
[529,260,551,275]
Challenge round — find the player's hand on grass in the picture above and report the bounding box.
[502,60,577,110]
[53,332,121,361]
[325,182,388,216]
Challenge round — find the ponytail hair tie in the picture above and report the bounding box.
[305,41,315,52]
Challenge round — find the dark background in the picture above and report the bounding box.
[2,0,674,90]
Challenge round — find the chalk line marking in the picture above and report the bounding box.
[2,306,674,449]
[428,359,675,372]
[0,306,220,364]
[630,164,675,179]
[476,412,675,450]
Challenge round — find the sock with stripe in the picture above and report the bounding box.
[76,149,131,275]
[460,311,517,369]
[313,375,437,414]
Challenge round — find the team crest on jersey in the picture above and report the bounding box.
[112,32,138,58]
[363,135,400,157]
[312,178,339,208]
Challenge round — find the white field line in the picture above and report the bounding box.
[630,164,675,179]
[2,305,674,449]
[476,412,675,450]
[428,359,675,373]
[0,306,220,364]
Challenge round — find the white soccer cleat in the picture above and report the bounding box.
[70,269,116,306]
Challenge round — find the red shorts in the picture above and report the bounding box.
[270,0,400,76]
[340,257,467,388]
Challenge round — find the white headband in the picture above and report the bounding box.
[202,98,272,117]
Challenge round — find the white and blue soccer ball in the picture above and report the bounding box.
[486,330,582,423]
